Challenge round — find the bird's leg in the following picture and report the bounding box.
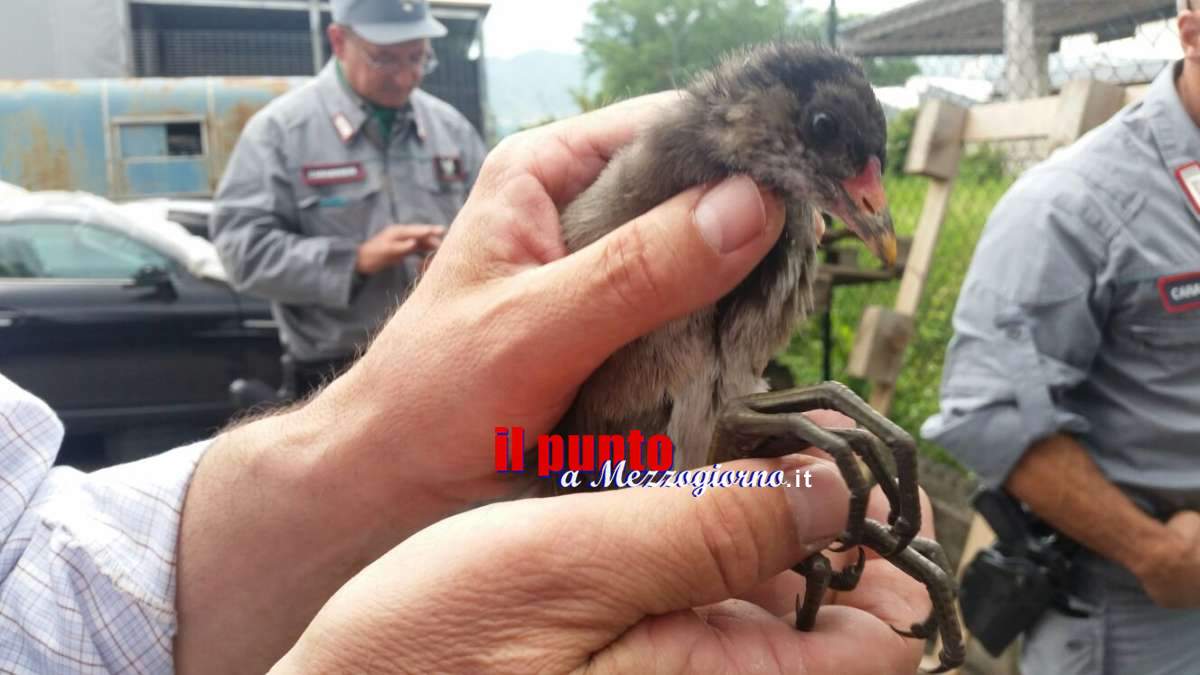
[825,427,903,552]
[860,518,965,674]
[789,547,866,631]
[718,382,921,555]
[708,399,876,552]
[792,553,832,631]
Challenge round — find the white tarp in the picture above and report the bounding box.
[0,181,29,200]
[0,190,228,282]
[0,0,127,78]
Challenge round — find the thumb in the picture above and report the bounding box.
[565,455,847,625]
[1166,510,1200,542]
[269,455,848,674]
[540,174,785,361]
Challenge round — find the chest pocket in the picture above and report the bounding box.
[1112,272,1200,351]
[295,173,382,240]
[403,152,468,225]
[414,153,468,206]
[1122,321,1200,350]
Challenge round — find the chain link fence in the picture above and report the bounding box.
[778,1,1182,474]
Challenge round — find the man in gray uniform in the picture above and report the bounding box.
[211,0,487,398]
[922,3,1200,673]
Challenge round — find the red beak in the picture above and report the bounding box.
[842,156,888,216]
[834,155,897,267]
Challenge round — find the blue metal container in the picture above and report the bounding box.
[0,77,308,199]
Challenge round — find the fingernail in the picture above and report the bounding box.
[694,175,767,254]
[779,457,848,553]
[759,187,786,232]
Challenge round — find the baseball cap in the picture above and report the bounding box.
[332,0,448,45]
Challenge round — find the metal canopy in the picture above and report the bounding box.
[840,0,1175,57]
[129,0,491,20]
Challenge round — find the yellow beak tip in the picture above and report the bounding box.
[880,236,898,268]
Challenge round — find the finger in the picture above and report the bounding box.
[860,484,936,561]
[742,484,938,619]
[760,411,855,463]
[541,455,847,635]
[385,224,445,240]
[805,410,856,429]
[735,568,808,616]
[590,594,921,675]
[827,487,936,638]
[1167,510,1200,536]
[526,175,785,379]
[275,455,847,674]
[499,91,686,207]
[389,240,420,258]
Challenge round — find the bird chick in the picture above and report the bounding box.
[551,42,896,481]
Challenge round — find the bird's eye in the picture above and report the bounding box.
[810,112,839,143]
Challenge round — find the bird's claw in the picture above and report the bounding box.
[707,382,965,672]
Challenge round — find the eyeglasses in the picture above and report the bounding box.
[347,30,438,76]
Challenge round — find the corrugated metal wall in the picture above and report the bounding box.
[129,4,487,135]
[0,0,128,79]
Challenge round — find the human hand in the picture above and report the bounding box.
[355,224,447,275]
[269,455,932,675]
[1135,510,1200,607]
[315,92,788,511]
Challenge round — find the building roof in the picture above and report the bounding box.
[839,0,1174,57]
[432,0,491,8]
[128,1,491,16]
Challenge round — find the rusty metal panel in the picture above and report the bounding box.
[206,77,306,194]
[0,80,110,194]
[106,78,216,198]
[0,76,306,199]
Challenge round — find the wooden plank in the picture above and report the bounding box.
[869,379,896,415]
[847,306,915,383]
[896,179,954,316]
[905,100,968,180]
[1049,79,1126,148]
[960,84,1149,144]
[961,96,1058,142]
[868,178,954,414]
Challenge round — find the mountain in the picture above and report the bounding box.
[485,50,597,140]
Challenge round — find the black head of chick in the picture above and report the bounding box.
[680,42,896,264]
[545,42,896,482]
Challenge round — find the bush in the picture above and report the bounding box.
[884,109,917,176]
[960,144,1008,182]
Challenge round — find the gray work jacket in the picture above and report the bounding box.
[922,61,1200,515]
[210,60,487,361]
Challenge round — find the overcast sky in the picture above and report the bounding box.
[482,0,911,59]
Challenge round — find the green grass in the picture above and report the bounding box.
[777,174,1015,471]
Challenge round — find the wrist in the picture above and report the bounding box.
[1124,521,1178,583]
[295,376,473,544]
[354,253,372,276]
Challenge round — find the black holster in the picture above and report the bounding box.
[959,488,1088,656]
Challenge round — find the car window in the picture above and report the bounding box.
[0,221,170,279]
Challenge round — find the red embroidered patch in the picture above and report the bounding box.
[1158,271,1200,314]
[1175,162,1200,214]
[433,156,465,183]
